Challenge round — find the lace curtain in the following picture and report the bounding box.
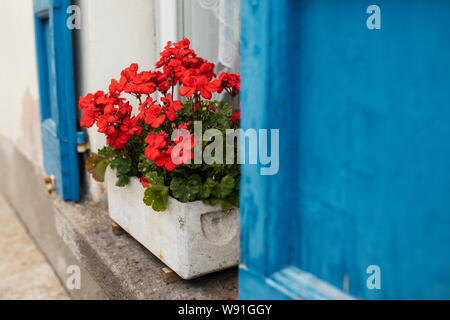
[183,0,241,74]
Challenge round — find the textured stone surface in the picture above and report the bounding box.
[0,194,68,300]
[0,137,238,299]
[0,137,108,300]
[105,167,240,280]
[53,198,238,299]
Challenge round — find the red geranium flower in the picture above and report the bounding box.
[161,94,182,121]
[171,130,195,166]
[154,148,178,171]
[138,97,166,128]
[140,177,150,187]
[230,111,241,123]
[121,117,142,136]
[144,132,168,160]
[145,104,166,128]
[179,75,216,100]
[211,72,241,96]
[97,114,117,136]
[80,38,240,177]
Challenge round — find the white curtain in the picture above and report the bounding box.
[183,0,241,74]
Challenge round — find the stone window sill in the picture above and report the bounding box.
[52,197,238,299]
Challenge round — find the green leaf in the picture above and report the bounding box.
[144,171,165,186]
[221,198,234,211]
[187,174,202,194]
[98,146,116,158]
[213,176,235,198]
[143,185,168,212]
[203,197,220,206]
[169,177,187,202]
[86,153,110,182]
[110,156,132,175]
[170,175,201,202]
[115,174,130,187]
[221,192,239,210]
[199,177,217,199]
[128,166,138,177]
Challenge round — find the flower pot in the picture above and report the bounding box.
[105,167,240,279]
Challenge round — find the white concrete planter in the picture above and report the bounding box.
[105,167,240,279]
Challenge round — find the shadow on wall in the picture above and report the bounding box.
[17,88,43,169]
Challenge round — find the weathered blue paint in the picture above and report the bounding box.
[77,131,86,145]
[239,0,450,299]
[267,267,354,300]
[34,0,80,201]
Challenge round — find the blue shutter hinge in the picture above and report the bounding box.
[77,131,90,153]
[43,174,56,196]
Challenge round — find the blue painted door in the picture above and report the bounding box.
[34,0,80,201]
[239,0,450,299]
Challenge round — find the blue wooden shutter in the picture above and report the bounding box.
[34,0,80,201]
[239,0,450,299]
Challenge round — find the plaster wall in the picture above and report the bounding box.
[0,0,43,168]
[73,0,156,200]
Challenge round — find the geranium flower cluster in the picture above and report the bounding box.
[78,90,142,149]
[79,38,240,172]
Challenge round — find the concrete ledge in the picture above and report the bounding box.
[0,136,237,299]
[53,197,238,299]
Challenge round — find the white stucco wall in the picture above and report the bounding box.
[74,0,156,200]
[0,0,157,201]
[0,0,43,168]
